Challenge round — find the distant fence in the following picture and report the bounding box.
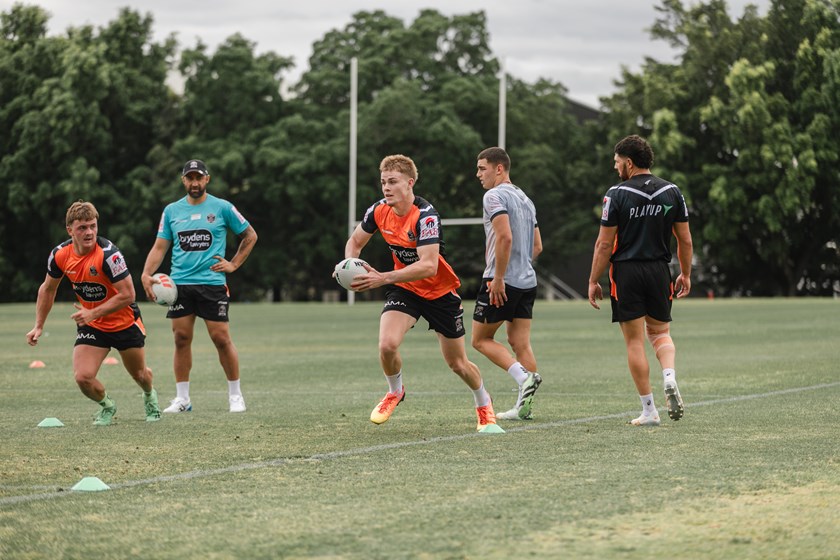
[535,265,584,300]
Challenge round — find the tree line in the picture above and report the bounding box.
[1,0,837,302]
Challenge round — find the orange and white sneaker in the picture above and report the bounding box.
[475,403,497,431]
[370,388,405,424]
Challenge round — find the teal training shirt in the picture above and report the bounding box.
[157,194,250,285]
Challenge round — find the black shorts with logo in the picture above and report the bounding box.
[473,279,537,323]
[166,284,230,322]
[382,285,465,339]
[610,260,673,323]
[75,323,146,350]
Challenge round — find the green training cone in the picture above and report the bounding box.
[71,477,110,492]
[479,424,506,434]
[37,417,65,427]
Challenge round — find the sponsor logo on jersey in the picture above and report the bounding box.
[72,282,107,302]
[663,204,673,215]
[169,303,185,311]
[191,213,201,220]
[384,300,407,308]
[76,332,97,340]
[602,196,611,220]
[629,204,665,220]
[390,246,419,264]
[207,213,216,223]
[106,252,128,277]
[178,229,213,252]
[418,215,439,241]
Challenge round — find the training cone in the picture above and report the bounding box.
[29,360,45,368]
[37,417,65,427]
[102,356,119,365]
[479,424,506,434]
[71,477,110,492]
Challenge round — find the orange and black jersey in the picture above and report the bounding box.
[47,237,140,332]
[600,174,689,263]
[360,196,460,300]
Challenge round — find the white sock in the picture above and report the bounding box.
[507,362,529,386]
[385,371,403,394]
[176,381,190,401]
[663,368,676,386]
[228,379,241,397]
[640,393,656,416]
[472,381,492,407]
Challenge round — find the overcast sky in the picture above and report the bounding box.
[5,0,769,107]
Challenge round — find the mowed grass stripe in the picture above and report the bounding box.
[2,380,835,508]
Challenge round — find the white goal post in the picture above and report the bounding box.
[345,57,509,304]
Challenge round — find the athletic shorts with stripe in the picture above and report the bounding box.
[610,260,673,323]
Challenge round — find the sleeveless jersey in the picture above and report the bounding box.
[360,196,460,300]
[482,182,538,289]
[47,237,139,332]
[600,174,689,262]
[157,194,250,285]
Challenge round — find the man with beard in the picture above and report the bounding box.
[588,135,693,427]
[142,159,258,414]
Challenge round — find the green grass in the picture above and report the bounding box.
[0,299,838,559]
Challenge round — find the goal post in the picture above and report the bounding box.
[346,57,506,304]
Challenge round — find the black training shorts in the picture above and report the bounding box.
[610,260,673,323]
[382,285,465,339]
[473,279,536,323]
[166,284,230,322]
[75,323,146,350]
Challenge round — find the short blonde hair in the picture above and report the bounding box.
[65,200,98,227]
[379,154,418,181]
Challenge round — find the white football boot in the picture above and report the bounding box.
[162,397,192,413]
[229,394,246,413]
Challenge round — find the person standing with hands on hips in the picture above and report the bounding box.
[588,135,692,426]
[471,147,544,420]
[142,159,257,414]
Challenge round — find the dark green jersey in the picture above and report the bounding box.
[600,174,688,262]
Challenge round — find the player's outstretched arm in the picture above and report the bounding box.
[26,275,61,346]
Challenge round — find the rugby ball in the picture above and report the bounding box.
[334,258,369,291]
[151,273,178,306]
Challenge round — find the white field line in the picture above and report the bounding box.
[2,381,838,507]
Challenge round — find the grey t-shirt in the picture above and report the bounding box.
[482,182,538,289]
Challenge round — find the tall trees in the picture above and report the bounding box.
[3,1,836,301]
[601,0,840,295]
[0,6,174,301]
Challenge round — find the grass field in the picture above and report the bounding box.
[0,298,838,559]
